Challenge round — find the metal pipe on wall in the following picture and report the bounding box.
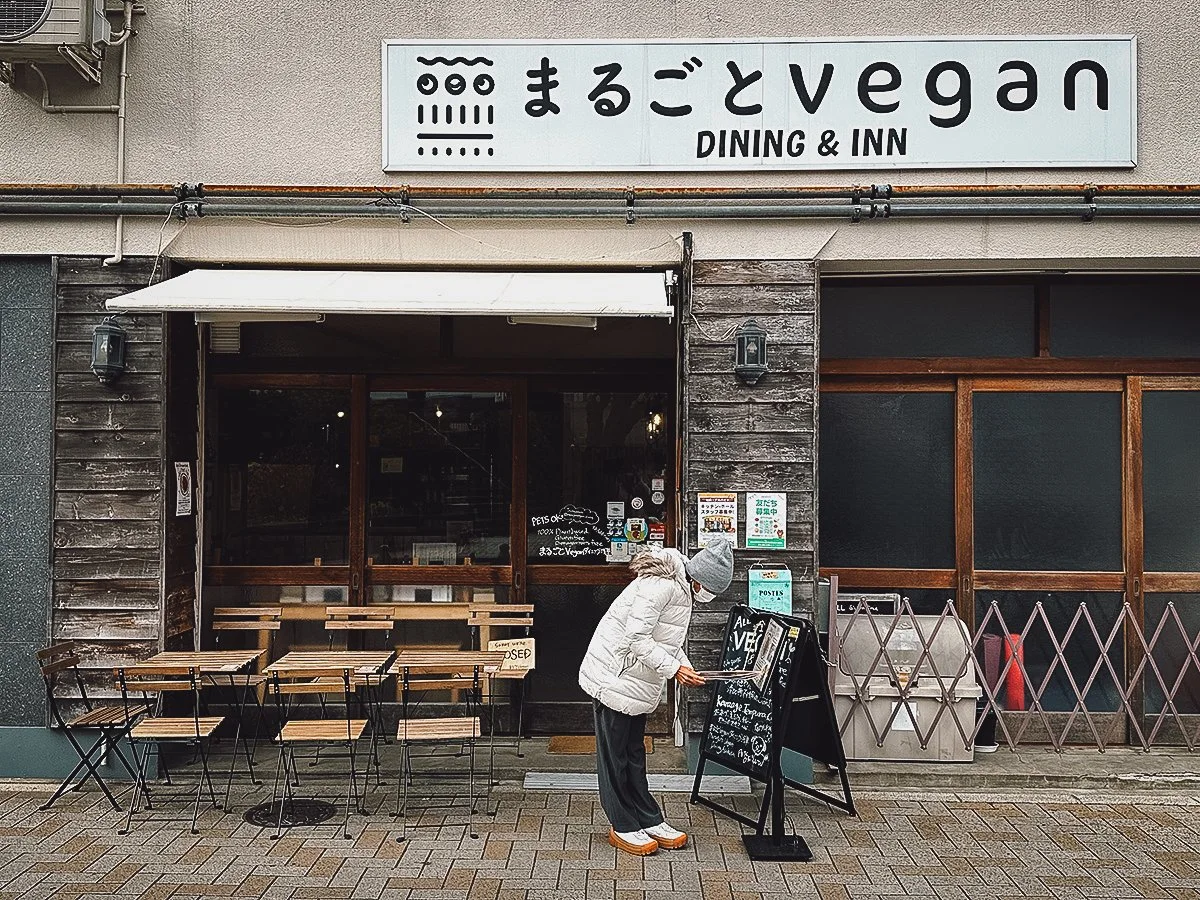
[4,182,1200,200]
[102,1,137,267]
[4,198,1200,220]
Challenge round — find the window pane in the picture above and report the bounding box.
[529,584,623,702]
[975,591,1125,712]
[211,389,350,565]
[860,588,957,617]
[973,392,1122,571]
[1143,392,1200,572]
[821,284,1035,358]
[819,393,955,568]
[528,392,670,564]
[1144,596,1200,716]
[1048,280,1200,358]
[368,391,511,565]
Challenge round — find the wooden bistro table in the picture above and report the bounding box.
[135,649,266,806]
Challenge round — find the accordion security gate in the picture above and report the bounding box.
[833,597,1200,753]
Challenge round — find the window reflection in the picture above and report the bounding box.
[528,392,670,564]
[210,389,350,565]
[367,391,512,565]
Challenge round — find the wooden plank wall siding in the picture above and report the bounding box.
[53,257,167,698]
[682,260,819,735]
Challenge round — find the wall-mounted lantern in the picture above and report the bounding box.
[734,319,768,385]
[90,317,128,385]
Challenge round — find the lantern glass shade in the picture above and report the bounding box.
[90,318,128,384]
[734,319,768,385]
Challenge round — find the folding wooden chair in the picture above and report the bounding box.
[393,716,483,841]
[324,606,394,650]
[469,603,535,754]
[116,666,225,835]
[321,607,394,738]
[36,643,145,811]
[212,607,281,661]
[211,607,282,774]
[267,666,386,786]
[268,669,369,840]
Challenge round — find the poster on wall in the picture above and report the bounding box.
[697,492,738,547]
[174,462,193,517]
[383,37,1137,172]
[746,492,786,549]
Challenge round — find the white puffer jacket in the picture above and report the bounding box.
[578,547,694,716]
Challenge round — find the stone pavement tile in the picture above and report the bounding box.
[813,882,851,900]
[555,865,587,892]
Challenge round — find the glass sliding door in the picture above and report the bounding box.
[202,373,678,730]
[1139,383,1200,743]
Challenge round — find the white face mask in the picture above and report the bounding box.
[693,586,716,604]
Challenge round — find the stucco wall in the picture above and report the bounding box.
[1,2,1199,261]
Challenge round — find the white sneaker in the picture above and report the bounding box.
[645,821,688,849]
[609,828,659,856]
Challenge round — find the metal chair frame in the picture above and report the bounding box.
[210,607,283,785]
[393,662,496,842]
[36,643,143,811]
[267,668,369,840]
[322,607,393,742]
[116,666,224,835]
[468,602,535,756]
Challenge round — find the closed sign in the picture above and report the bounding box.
[489,637,536,671]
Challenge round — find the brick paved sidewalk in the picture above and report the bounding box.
[1,778,1198,900]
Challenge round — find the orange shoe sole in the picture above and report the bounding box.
[652,832,688,850]
[608,829,659,856]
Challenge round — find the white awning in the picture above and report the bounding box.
[106,269,675,319]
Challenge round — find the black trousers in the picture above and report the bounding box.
[593,699,663,833]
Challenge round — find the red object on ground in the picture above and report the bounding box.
[1003,634,1025,710]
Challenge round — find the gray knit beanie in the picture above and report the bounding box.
[686,538,734,594]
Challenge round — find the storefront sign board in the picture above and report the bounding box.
[384,37,1136,171]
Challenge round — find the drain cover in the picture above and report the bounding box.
[243,799,337,828]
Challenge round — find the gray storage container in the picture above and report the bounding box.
[832,613,981,762]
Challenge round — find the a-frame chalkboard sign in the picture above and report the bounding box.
[690,604,855,861]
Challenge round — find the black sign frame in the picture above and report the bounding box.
[690,605,855,860]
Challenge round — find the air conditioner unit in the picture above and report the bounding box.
[0,1,111,77]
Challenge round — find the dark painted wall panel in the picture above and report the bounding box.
[0,258,54,726]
